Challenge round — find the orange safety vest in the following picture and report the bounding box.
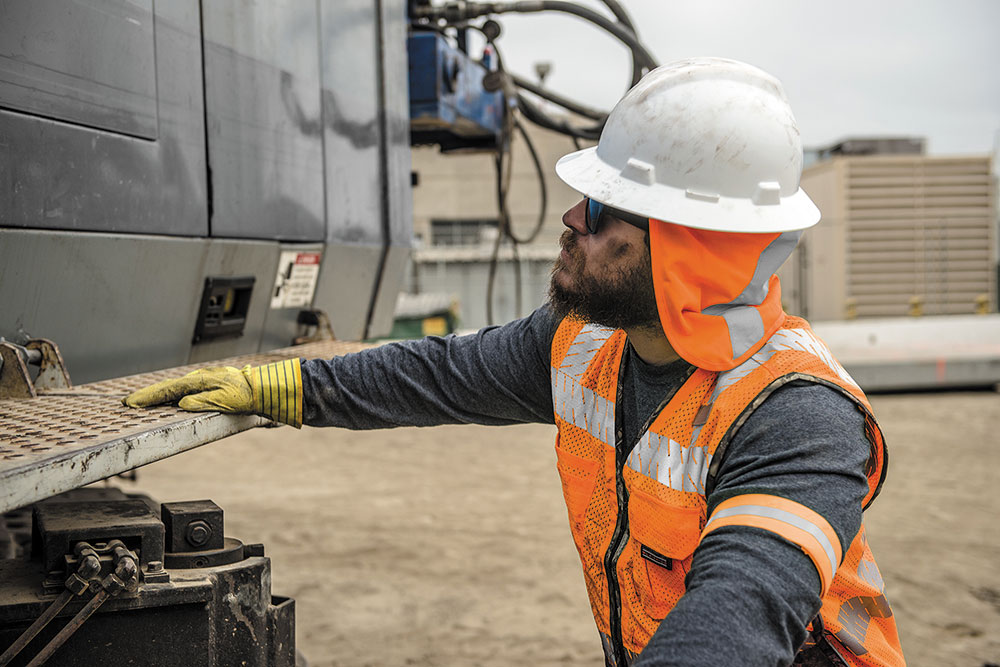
[551,315,905,666]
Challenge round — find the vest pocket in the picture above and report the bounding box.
[554,444,600,532]
[627,487,702,620]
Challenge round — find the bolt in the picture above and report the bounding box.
[146,560,163,572]
[185,520,212,548]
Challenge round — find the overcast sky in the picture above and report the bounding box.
[485,0,1000,156]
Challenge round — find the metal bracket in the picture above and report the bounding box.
[0,342,36,399]
[0,338,71,399]
[293,309,337,345]
[26,338,72,391]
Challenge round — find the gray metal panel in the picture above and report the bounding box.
[368,243,411,337]
[319,0,383,246]
[0,229,285,383]
[0,0,207,236]
[361,0,414,337]
[186,242,284,365]
[0,229,206,382]
[313,243,386,341]
[202,1,325,241]
[0,0,157,139]
[313,0,413,340]
[380,0,415,249]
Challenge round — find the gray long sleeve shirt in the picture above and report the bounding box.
[300,305,871,667]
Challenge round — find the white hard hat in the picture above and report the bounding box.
[556,57,820,233]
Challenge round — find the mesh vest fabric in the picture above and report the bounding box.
[550,315,904,665]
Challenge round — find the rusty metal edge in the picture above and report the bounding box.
[0,412,269,514]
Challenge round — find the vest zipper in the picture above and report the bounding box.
[604,353,696,665]
[604,376,630,667]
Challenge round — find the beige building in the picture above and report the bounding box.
[407,120,590,329]
[780,153,997,320]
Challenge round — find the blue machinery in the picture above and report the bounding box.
[408,32,504,151]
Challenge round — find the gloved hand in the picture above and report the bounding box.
[122,359,302,428]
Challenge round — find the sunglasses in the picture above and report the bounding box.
[585,197,650,234]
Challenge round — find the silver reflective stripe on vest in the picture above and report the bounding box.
[705,503,839,578]
[625,432,712,493]
[558,323,616,379]
[690,323,861,447]
[700,231,802,359]
[768,328,859,390]
[552,367,616,446]
[552,323,618,446]
[857,553,885,592]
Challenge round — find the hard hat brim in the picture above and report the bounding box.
[555,147,822,234]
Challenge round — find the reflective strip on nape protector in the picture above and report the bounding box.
[701,494,842,595]
[699,231,802,359]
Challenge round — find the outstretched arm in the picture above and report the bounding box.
[125,306,560,430]
[301,306,558,428]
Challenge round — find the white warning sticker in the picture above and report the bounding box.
[270,251,322,309]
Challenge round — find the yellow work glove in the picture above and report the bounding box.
[122,359,303,428]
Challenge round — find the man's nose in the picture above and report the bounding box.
[562,199,589,235]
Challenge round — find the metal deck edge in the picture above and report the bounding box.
[0,412,268,514]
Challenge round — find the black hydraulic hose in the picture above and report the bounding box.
[477,25,602,140]
[416,2,657,71]
[595,0,644,86]
[421,2,655,141]
[509,73,606,121]
[597,0,637,35]
[517,92,602,140]
[504,117,548,245]
[485,82,515,326]
[511,235,523,318]
[498,2,657,72]
[0,590,74,667]
[484,199,504,326]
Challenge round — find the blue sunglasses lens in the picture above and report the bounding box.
[586,198,603,234]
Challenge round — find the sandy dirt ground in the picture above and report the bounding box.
[132,390,1000,667]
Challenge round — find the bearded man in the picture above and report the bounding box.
[125,58,905,667]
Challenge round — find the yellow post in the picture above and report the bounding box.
[845,297,858,320]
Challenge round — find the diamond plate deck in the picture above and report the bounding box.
[0,339,372,513]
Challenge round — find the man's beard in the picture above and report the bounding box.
[548,231,661,331]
